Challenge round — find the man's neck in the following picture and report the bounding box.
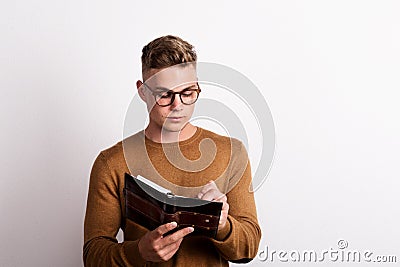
[144,124,197,143]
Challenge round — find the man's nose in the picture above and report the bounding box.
[170,94,183,109]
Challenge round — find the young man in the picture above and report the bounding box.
[83,35,261,266]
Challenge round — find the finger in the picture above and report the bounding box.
[153,221,178,238]
[215,194,227,203]
[161,226,194,246]
[158,237,183,260]
[221,200,229,211]
[198,181,217,198]
[200,189,222,201]
[159,241,182,262]
[203,180,217,191]
[161,250,177,262]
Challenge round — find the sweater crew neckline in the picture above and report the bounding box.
[144,127,203,148]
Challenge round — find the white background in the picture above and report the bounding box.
[1,1,400,266]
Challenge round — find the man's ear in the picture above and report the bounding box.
[136,80,146,101]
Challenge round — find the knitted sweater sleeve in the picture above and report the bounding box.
[83,153,146,267]
[211,141,262,263]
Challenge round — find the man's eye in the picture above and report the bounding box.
[181,90,194,97]
[159,92,172,98]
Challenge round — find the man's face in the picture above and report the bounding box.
[139,64,198,134]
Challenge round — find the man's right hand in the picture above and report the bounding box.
[137,222,194,262]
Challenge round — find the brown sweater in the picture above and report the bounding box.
[83,127,261,266]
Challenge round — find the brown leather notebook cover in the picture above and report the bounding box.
[123,173,223,238]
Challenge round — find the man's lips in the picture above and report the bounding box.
[166,116,184,121]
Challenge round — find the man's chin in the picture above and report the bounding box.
[161,124,184,133]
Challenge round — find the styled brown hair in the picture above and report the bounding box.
[141,35,197,77]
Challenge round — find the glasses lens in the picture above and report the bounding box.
[155,91,173,106]
[180,90,199,105]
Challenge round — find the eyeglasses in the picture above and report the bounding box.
[143,83,201,107]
